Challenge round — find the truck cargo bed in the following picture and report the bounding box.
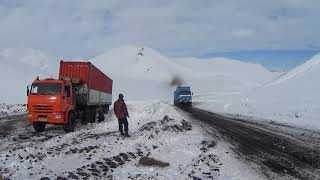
[59,61,113,106]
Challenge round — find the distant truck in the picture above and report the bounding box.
[27,61,113,133]
[174,86,192,107]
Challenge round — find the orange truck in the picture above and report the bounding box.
[27,61,113,133]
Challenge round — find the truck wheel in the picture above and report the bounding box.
[89,109,96,123]
[64,113,75,133]
[104,105,109,114]
[33,122,46,132]
[98,111,105,122]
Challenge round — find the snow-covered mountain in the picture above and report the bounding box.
[266,54,320,87]
[0,45,278,115]
[92,46,277,102]
[94,46,187,80]
[0,48,56,72]
[0,46,277,104]
[172,57,279,98]
[0,48,56,104]
[232,54,320,129]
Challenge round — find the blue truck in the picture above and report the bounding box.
[174,86,193,107]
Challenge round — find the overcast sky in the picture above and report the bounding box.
[0,0,320,67]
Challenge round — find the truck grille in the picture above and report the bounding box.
[33,105,53,113]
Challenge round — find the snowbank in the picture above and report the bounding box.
[0,103,26,117]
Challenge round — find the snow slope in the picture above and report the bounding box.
[92,46,185,102]
[266,54,320,87]
[217,54,320,130]
[172,57,280,110]
[173,57,274,86]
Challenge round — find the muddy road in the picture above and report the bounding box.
[0,115,79,151]
[0,114,29,138]
[184,107,320,180]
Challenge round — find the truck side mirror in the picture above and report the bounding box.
[27,85,31,96]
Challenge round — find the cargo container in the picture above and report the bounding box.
[26,60,113,133]
[59,61,113,107]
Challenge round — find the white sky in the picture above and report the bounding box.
[0,0,319,58]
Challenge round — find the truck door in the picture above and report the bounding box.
[64,85,72,110]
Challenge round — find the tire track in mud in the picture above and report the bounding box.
[58,151,145,180]
[184,107,320,180]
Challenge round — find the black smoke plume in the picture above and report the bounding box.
[170,75,185,87]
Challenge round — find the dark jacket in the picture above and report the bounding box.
[114,99,129,119]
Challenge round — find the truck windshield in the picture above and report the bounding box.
[31,83,62,95]
[180,91,191,95]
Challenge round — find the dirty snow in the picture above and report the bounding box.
[0,102,264,179]
[0,103,26,117]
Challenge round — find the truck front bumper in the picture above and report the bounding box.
[178,99,192,103]
[28,112,66,124]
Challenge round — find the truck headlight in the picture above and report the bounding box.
[55,114,62,119]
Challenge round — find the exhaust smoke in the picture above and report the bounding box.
[170,75,185,87]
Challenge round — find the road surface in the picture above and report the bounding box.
[184,107,320,180]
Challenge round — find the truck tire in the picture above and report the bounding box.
[33,122,46,132]
[98,111,105,122]
[64,112,75,133]
[104,105,109,114]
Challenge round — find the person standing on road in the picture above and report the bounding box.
[114,93,130,137]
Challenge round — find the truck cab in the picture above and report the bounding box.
[174,86,193,107]
[27,61,113,133]
[27,78,75,132]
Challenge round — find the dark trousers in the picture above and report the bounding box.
[118,118,128,135]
